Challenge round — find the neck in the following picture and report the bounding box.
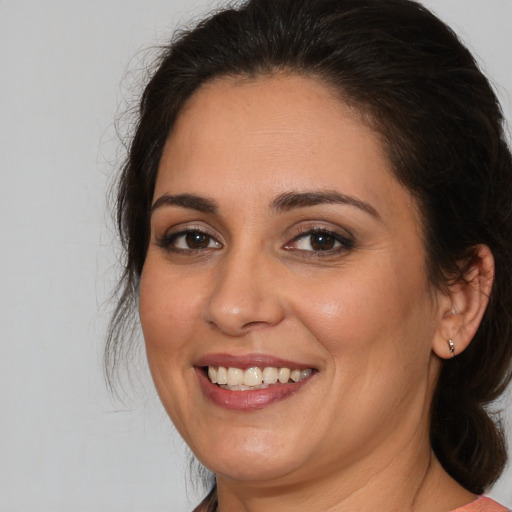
[214,427,475,512]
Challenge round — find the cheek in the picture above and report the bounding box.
[138,260,207,436]
[139,259,203,364]
[289,261,436,439]
[290,254,434,365]
[291,271,394,347]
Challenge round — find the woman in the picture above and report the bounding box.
[107,0,512,510]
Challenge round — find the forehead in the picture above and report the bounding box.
[163,73,371,163]
[155,73,413,223]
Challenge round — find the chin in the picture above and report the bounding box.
[188,424,310,482]
[203,451,306,483]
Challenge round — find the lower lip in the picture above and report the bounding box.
[195,368,314,411]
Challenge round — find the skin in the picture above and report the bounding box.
[139,74,491,511]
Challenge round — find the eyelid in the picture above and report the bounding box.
[287,221,354,242]
[155,223,223,252]
[283,225,355,254]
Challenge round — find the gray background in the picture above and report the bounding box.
[0,0,510,510]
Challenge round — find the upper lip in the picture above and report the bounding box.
[194,353,315,370]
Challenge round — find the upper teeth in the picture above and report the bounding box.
[208,366,312,389]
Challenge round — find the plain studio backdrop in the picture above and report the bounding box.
[0,0,511,510]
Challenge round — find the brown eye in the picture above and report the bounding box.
[284,228,354,255]
[185,231,211,249]
[309,232,336,251]
[160,229,222,252]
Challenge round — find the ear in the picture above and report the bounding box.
[432,244,494,359]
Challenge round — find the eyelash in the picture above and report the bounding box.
[156,227,222,254]
[284,227,354,257]
[155,226,354,256]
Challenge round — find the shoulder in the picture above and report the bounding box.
[451,497,510,512]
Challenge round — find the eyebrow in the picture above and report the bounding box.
[270,190,381,219]
[150,190,380,220]
[151,193,219,215]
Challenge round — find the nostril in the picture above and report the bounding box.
[241,320,273,330]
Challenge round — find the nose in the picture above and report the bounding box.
[202,248,285,336]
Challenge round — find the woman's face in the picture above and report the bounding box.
[139,74,446,484]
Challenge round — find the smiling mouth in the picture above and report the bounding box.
[206,366,314,391]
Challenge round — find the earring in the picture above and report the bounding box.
[448,339,455,357]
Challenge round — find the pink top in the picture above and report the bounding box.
[194,494,510,511]
[451,497,510,512]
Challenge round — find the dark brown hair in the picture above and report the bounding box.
[107,0,512,495]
